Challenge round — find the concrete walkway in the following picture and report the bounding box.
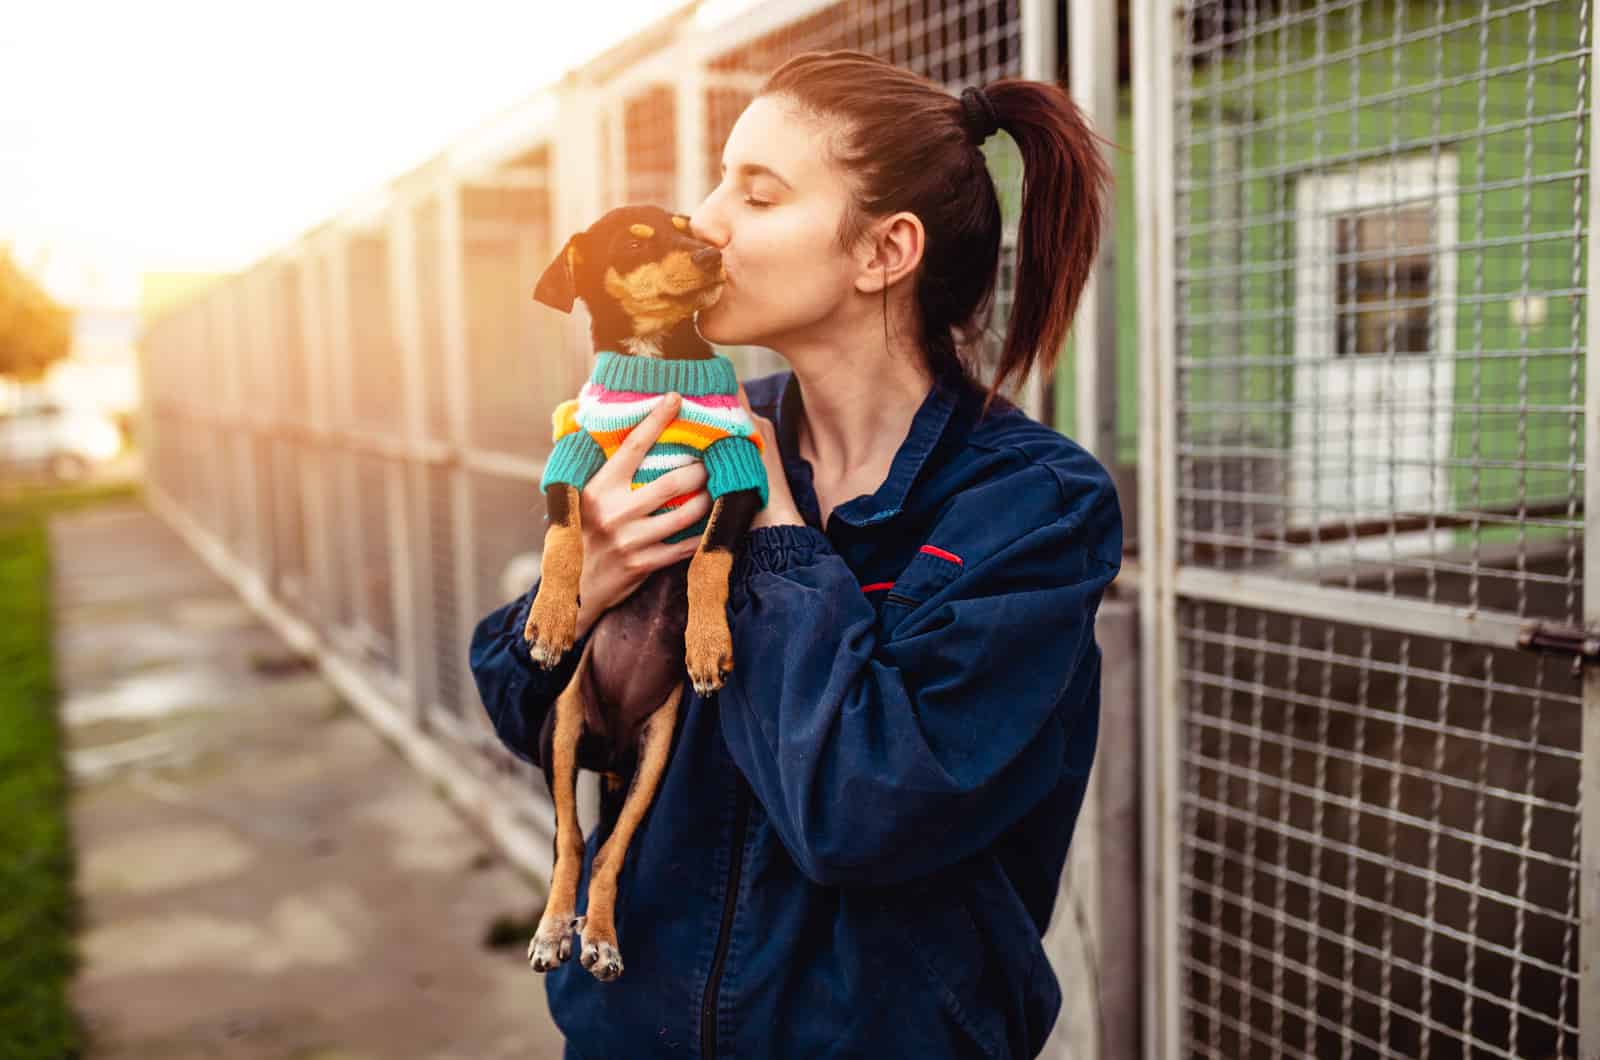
[55,502,566,1059]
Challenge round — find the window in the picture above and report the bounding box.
[1333,206,1435,356]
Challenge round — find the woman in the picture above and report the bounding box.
[471,50,1121,1059]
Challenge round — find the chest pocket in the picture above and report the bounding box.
[873,545,967,638]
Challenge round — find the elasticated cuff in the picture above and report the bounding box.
[734,524,833,579]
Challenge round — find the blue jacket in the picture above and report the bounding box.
[470,369,1122,1059]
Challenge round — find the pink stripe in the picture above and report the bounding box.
[920,544,963,566]
[587,386,741,408]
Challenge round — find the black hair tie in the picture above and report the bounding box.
[959,85,1000,145]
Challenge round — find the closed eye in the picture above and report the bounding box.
[743,196,772,209]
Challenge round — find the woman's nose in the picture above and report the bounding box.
[688,202,727,250]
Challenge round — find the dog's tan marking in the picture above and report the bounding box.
[604,252,722,335]
[581,683,683,979]
[628,223,655,239]
[684,546,735,693]
[526,638,595,972]
[671,215,689,231]
[526,516,583,662]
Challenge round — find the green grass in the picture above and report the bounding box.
[0,479,138,1059]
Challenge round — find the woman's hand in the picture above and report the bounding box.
[570,393,712,640]
[738,384,804,531]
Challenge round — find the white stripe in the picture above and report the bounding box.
[639,452,698,472]
[678,399,755,434]
[576,391,661,427]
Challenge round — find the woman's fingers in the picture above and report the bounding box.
[623,488,711,550]
[594,392,683,486]
[627,460,708,516]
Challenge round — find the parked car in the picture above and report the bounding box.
[0,399,124,481]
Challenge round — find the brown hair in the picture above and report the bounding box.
[760,50,1113,414]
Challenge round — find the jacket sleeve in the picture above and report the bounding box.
[469,584,593,767]
[717,468,1121,887]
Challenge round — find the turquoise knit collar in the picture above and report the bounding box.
[590,351,740,396]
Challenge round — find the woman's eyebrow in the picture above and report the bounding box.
[720,161,793,191]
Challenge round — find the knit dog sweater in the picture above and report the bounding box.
[540,352,768,543]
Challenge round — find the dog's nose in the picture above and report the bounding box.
[691,246,722,270]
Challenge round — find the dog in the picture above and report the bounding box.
[520,205,765,982]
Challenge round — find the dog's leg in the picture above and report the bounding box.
[526,483,583,668]
[577,682,684,982]
[684,489,763,694]
[527,637,595,973]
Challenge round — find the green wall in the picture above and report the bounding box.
[1069,0,1587,554]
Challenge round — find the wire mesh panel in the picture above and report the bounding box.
[426,463,465,717]
[464,467,547,781]
[1178,599,1581,1059]
[270,261,312,612]
[623,84,678,209]
[460,180,572,458]
[1174,0,1589,625]
[1159,1,1595,1057]
[469,467,542,640]
[355,452,398,673]
[413,198,452,444]
[346,233,403,435]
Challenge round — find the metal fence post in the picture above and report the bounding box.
[439,177,477,719]
[1070,0,1120,461]
[1582,0,1599,1045]
[1134,0,1180,1056]
[388,202,429,719]
[301,242,339,634]
[1020,0,1056,428]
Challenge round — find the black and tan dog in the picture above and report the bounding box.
[522,205,764,981]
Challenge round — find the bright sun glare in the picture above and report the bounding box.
[0,1,674,307]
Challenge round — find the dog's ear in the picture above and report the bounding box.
[534,236,584,312]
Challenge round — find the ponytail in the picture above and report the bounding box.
[762,52,1114,415]
[981,80,1114,412]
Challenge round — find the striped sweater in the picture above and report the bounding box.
[540,352,768,543]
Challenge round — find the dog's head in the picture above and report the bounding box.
[535,205,725,348]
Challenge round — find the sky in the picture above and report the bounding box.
[0,1,686,309]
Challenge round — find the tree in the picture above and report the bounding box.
[0,247,73,381]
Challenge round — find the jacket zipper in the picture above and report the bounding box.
[700,775,749,1060]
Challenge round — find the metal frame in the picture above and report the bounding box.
[1141,1,1595,1056]
[1584,3,1599,1052]
[1134,1,1180,1056]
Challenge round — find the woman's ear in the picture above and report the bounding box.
[854,211,924,294]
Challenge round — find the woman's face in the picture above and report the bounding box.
[689,95,863,349]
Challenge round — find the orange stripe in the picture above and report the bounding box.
[569,414,763,457]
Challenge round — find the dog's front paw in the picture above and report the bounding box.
[525,586,578,669]
[685,615,734,695]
